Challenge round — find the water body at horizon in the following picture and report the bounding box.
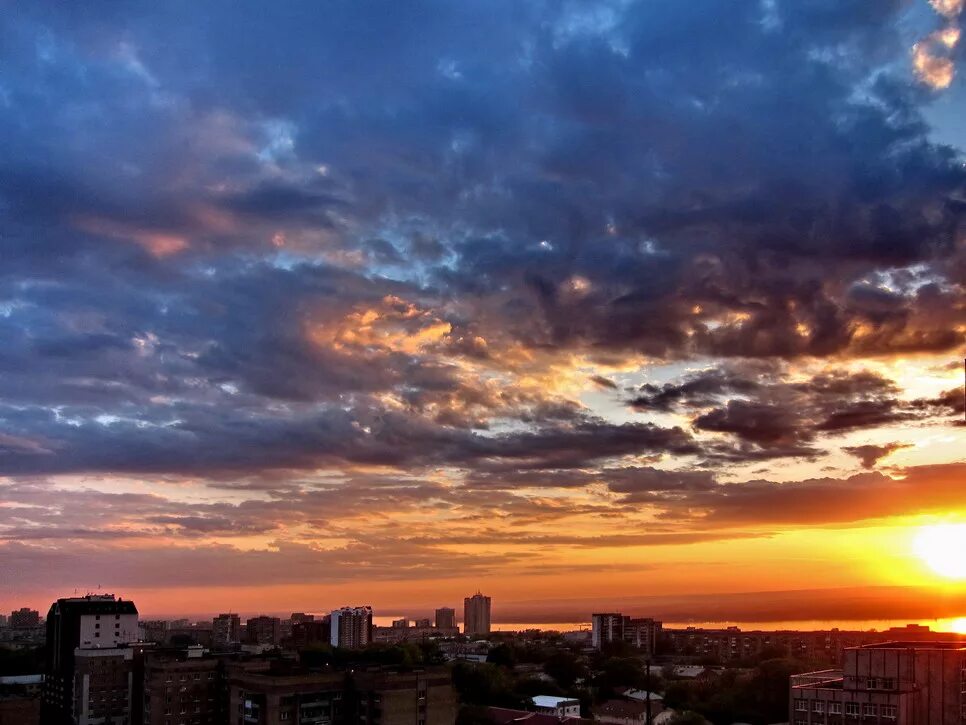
[375,616,966,634]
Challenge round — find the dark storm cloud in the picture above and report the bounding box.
[627,365,954,460]
[0,0,963,487]
[842,442,912,469]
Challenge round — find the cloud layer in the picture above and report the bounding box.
[0,0,964,608]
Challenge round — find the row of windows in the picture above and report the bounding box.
[866,678,896,690]
[795,700,897,719]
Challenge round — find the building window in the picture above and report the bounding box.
[863,704,876,717]
[845,702,859,716]
[830,702,842,714]
[813,701,824,713]
[881,705,897,720]
[881,678,895,689]
[795,699,807,711]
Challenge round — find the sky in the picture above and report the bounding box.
[0,0,964,621]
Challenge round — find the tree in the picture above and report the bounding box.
[486,644,517,668]
[543,652,585,689]
[668,711,706,725]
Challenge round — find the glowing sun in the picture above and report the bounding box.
[914,524,966,579]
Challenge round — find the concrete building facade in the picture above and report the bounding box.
[790,641,966,725]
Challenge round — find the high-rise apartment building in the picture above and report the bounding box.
[592,613,625,650]
[10,608,40,629]
[41,594,139,725]
[790,641,966,724]
[330,607,373,649]
[434,608,456,631]
[623,617,662,656]
[463,593,491,637]
[212,613,241,649]
[246,616,281,647]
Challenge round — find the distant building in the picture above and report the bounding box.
[330,607,373,649]
[0,614,8,629]
[10,608,40,629]
[392,618,410,629]
[533,695,581,718]
[246,616,281,646]
[139,619,168,644]
[790,641,966,724]
[665,624,966,663]
[212,613,241,649]
[623,618,662,656]
[464,593,491,637]
[290,612,314,625]
[590,614,662,654]
[41,594,139,725]
[592,613,624,650]
[414,618,432,629]
[291,618,331,649]
[435,607,457,630]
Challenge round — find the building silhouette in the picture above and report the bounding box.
[435,607,457,630]
[463,593,491,637]
[41,594,139,725]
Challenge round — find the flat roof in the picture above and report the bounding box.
[533,696,579,707]
[858,641,966,650]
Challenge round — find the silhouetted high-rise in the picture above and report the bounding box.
[42,594,138,725]
[435,607,456,630]
[463,593,491,636]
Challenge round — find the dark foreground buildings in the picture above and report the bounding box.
[42,594,140,725]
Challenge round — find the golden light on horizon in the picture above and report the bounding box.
[914,524,966,579]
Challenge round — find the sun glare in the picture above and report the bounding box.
[914,524,966,579]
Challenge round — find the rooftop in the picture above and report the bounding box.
[533,696,580,708]
[858,641,966,650]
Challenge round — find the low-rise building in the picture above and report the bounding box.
[533,696,581,718]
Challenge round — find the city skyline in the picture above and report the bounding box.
[1,0,965,617]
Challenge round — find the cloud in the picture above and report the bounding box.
[842,442,912,469]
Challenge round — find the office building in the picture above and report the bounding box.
[591,613,624,650]
[10,608,40,629]
[42,594,139,725]
[435,608,456,631]
[141,646,223,725]
[463,593,491,637]
[330,607,373,649]
[246,616,281,647]
[212,613,241,649]
[790,641,966,724]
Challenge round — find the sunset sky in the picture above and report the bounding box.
[1,0,964,620]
